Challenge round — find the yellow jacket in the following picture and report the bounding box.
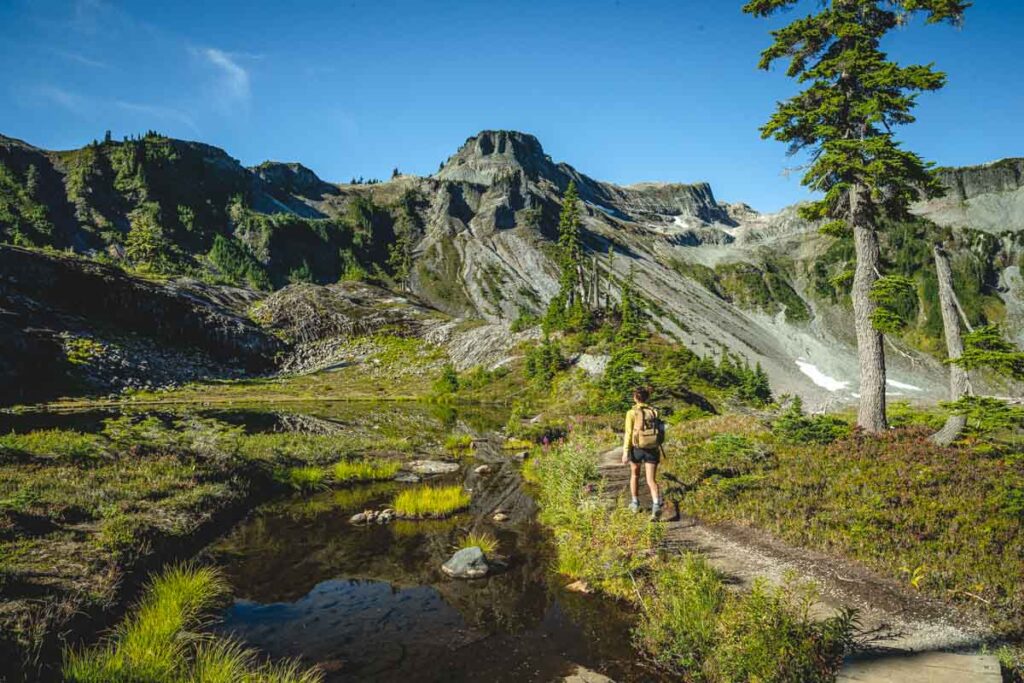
[622,403,653,458]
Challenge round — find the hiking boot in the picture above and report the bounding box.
[650,502,662,521]
[628,499,640,514]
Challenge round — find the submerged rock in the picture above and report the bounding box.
[565,580,592,594]
[394,472,422,483]
[349,508,395,525]
[441,546,490,579]
[563,665,614,683]
[406,459,460,475]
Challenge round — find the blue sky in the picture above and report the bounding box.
[1,0,1021,212]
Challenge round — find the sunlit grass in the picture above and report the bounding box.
[458,530,499,556]
[331,459,400,483]
[63,563,322,683]
[443,433,474,455]
[275,466,328,492]
[0,429,105,461]
[391,485,470,518]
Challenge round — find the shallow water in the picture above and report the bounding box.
[207,453,650,682]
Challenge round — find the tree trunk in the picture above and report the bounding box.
[851,202,887,432]
[930,244,971,446]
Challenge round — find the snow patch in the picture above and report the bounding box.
[887,378,923,392]
[795,359,850,392]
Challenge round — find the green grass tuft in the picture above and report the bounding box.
[392,485,470,518]
[63,563,323,683]
[331,459,400,483]
[276,466,328,492]
[458,530,499,556]
[443,433,474,454]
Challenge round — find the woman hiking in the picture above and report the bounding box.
[621,386,664,520]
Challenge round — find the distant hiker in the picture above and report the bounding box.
[621,386,665,520]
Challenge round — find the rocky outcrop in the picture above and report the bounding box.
[936,159,1024,202]
[913,158,1024,232]
[0,245,283,403]
[251,281,439,344]
[0,246,280,364]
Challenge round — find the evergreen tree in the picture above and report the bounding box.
[388,217,414,292]
[124,204,169,271]
[24,164,39,198]
[616,265,644,342]
[434,363,460,394]
[601,265,648,410]
[743,0,969,432]
[739,361,773,405]
[525,336,563,386]
[544,181,586,330]
[557,180,584,304]
[288,260,314,284]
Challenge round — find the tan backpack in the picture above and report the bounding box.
[631,406,665,450]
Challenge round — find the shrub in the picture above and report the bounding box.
[392,485,470,518]
[635,555,726,673]
[433,363,460,394]
[525,336,564,386]
[772,397,851,445]
[64,337,106,366]
[636,558,856,681]
[712,579,856,682]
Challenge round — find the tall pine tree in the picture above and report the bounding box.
[544,181,586,330]
[743,0,969,432]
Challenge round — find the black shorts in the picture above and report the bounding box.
[629,447,661,464]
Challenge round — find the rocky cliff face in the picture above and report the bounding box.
[0,245,282,403]
[1,128,1020,407]
[913,158,1024,233]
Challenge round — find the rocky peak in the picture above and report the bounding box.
[436,130,560,186]
[935,158,1024,202]
[253,161,338,200]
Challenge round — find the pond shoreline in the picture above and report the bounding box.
[3,463,280,683]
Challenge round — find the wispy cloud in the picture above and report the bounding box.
[114,101,199,134]
[193,47,251,110]
[32,85,92,116]
[21,84,199,135]
[52,49,108,68]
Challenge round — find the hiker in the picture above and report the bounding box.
[621,386,664,520]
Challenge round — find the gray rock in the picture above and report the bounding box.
[473,465,492,475]
[406,459,460,475]
[394,472,422,483]
[575,353,610,377]
[563,665,614,683]
[441,546,489,579]
[511,451,528,462]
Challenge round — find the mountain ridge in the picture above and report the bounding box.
[1,128,1021,407]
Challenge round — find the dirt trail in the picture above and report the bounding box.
[596,447,1002,682]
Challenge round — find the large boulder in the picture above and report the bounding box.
[441,546,489,579]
